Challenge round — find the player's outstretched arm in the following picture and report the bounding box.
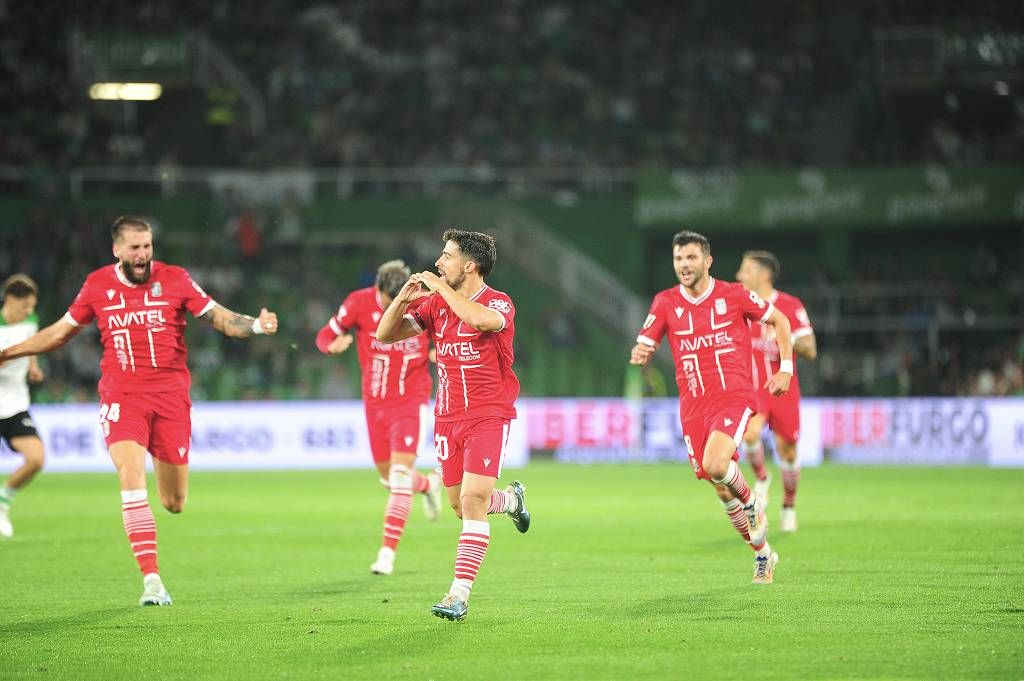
[794,333,817,361]
[377,276,428,343]
[0,318,81,365]
[199,304,278,338]
[763,308,793,396]
[413,272,503,332]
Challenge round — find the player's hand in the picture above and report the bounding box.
[27,364,44,383]
[765,371,791,397]
[327,334,353,354]
[630,342,656,366]
[415,271,445,292]
[257,308,278,335]
[396,276,430,304]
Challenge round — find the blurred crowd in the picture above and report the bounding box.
[1,0,1022,171]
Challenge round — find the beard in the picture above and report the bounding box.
[121,259,152,284]
[443,270,465,292]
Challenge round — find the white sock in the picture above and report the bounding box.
[0,485,16,508]
[449,578,473,602]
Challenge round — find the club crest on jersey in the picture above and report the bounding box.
[151,282,162,297]
[715,298,727,315]
[487,298,511,314]
[106,289,116,300]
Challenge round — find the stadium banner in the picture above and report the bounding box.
[0,401,529,473]
[634,165,1024,228]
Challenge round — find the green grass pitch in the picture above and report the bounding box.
[1,463,1021,680]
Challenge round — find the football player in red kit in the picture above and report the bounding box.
[736,251,816,532]
[630,231,794,584]
[377,229,530,621]
[0,216,278,606]
[315,259,442,575]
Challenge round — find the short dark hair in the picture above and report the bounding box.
[111,215,153,242]
[442,228,497,277]
[2,274,38,302]
[743,250,781,283]
[375,259,411,298]
[672,230,711,255]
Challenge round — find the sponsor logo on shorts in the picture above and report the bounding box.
[178,446,187,459]
[404,435,414,447]
[724,418,733,427]
[483,458,491,467]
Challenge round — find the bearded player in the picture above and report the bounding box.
[0,216,278,606]
[630,231,793,584]
[0,275,47,538]
[736,251,816,532]
[377,228,530,621]
[315,259,442,576]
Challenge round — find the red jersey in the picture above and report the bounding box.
[63,262,215,394]
[316,286,431,409]
[750,289,812,396]
[406,284,519,423]
[636,278,774,419]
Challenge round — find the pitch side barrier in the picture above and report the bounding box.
[2,398,1022,472]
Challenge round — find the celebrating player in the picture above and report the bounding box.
[736,251,816,532]
[315,259,442,576]
[630,231,793,584]
[377,228,530,621]
[0,216,278,605]
[0,275,46,538]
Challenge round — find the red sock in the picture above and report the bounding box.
[745,440,769,482]
[781,460,801,508]
[382,466,414,550]
[411,471,430,494]
[121,490,158,575]
[714,460,752,505]
[722,498,757,548]
[486,488,516,514]
[450,519,490,601]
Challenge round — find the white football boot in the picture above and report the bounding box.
[139,573,173,606]
[371,546,396,575]
[780,507,798,533]
[752,550,779,584]
[0,507,12,538]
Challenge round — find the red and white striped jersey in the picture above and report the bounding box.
[64,262,215,393]
[406,285,519,423]
[637,278,773,420]
[750,289,812,396]
[317,286,431,410]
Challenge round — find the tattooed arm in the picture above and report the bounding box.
[198,304,278,338]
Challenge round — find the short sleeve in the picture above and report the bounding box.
[636,295,667,347]
[791,302,814,340]
[64,280,96,327]
[485,294,514,332]
[406,294,435,333]
[330,291,360,335]
[181,269,216,317]
[739,287,773,324]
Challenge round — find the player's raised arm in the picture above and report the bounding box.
[198,304,278,338]
[0,317,82,365]
[414,271,504,332]
[763,307,793,396]
[376,275,429,343]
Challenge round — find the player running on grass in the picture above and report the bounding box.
[0,216,278,606]
[736,251,816,532]
[630,231,793,584]
[377,228,530,621]
[0,275,47,538]
[315,259,443,576]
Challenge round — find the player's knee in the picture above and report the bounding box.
[161,494,187,514]
[705,459,729,482]
[712,483,732,502]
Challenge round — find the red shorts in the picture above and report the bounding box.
[755,388,801,443]
[99,390,192,465]
[365,403,425,464]
[433,417,512,487]
[681,396,755,481]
